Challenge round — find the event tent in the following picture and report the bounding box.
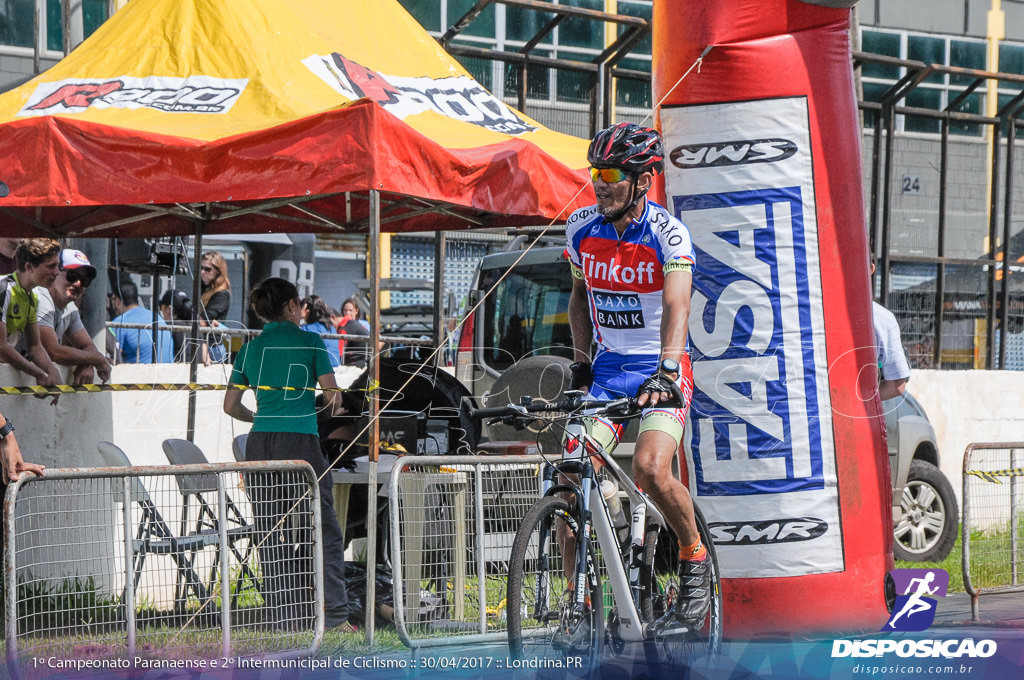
[0,1,595,638]
[0,0,593,238]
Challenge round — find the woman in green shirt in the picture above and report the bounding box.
[223,277,353,632]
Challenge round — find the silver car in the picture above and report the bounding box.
[885,392,957,562]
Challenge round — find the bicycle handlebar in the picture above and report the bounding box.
[461,393,642,423]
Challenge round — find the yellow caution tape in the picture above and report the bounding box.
[965,468,1024,484]
[0,380,380,396]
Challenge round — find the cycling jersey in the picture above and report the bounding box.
[566,199,697,450]
[0,272,38,348]
[565,200,695,357]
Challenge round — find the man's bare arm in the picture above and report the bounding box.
[40,326,108,369]
[568,274,593,364]
[659,269,693,364]
[0,322,50,383]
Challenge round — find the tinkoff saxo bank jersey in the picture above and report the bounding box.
[565,202,695,356]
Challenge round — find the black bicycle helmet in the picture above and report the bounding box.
[587,122,665,174]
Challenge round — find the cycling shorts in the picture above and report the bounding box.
[582,350,693,455]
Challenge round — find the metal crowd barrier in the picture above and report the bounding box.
[4,461,322,675]
[388,454,545,649]
[961,441,1024,620]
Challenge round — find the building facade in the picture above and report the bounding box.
[3,0,1024,368]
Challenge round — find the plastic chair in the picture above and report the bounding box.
[97,441,216,609]
[232,433,248,463]
[160,438,259,604]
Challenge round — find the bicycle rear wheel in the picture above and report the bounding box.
[640,504,722,663]
[507,495,603,668]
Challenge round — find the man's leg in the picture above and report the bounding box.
[631,428,698,547]
[632,419,710,625]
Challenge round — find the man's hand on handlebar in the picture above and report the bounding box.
[568,361,592,393]
[635,371,684,409]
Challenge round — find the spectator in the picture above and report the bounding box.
[0,238,61,388]
[17,249,111,385]
[199,251,231,364]
[159,288,193,362]
[871,255,910,401]
[222,277,354,632]
[337,297,369,368]
[110,281,173,363]
[301,294,341,367]
[0,408,45,630]
[0,239,19,276]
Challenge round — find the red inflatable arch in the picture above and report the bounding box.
[654,0,891,635]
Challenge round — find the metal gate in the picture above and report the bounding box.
[4,460,322,675]
[961,441,1024,620]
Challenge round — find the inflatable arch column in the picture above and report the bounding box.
[654,0,891,635]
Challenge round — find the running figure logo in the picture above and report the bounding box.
[884,568,949,632]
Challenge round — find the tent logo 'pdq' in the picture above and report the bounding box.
[19,76,248,116]
[303,53,536,136]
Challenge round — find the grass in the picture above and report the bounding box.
[894,516,1024,594]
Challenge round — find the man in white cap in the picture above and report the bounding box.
[18,249,111,384]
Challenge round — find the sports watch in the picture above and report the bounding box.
[0,417,14,439]
[659,358,680,375]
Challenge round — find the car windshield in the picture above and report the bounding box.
[479,262,574,371]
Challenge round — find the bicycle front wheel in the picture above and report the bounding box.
[640,504,723,663]
[507,495,603,667]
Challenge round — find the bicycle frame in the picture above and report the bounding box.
[540,418,670,644]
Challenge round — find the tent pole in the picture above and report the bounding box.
[365,189,381,645]
[433,231,446,359]
[187,222,203,442]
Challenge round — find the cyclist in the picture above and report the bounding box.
[565,122,709,626]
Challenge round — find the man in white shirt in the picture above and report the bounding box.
[18,250,111,385]
[871,256,910,400]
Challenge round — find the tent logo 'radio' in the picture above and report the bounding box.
[20,76,248,116]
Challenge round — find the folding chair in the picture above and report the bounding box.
[232,434,248,462]
[97,441,216,611]
[160,439,260,607]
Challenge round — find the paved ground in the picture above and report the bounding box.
[934,589,1024,629]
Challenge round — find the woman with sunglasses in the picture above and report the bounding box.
[199,251,231,364]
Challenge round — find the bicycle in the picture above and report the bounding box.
[465,392,723,669]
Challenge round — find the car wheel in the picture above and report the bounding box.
[893,459,958,562]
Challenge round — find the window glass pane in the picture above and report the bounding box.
[907,35,945,84]
[861,30,901,80]
[949,40,985,86]
[556,67,592,103]
[559,0,602,50]
[447,0,495,39]
[398,0,441,32]
[1000,43,1024,76]
[82,0,108,38]
[46,0,62,52]
[459,56,492,90]
[948,90,984,136]
[615,1,652,57]
[506,5,553,44]
[860,82,892,129]
[904,88,941,133]
[504,60,550,100]
[862,80,890,104]
[615,75,650,108]
[0,0,35,48]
